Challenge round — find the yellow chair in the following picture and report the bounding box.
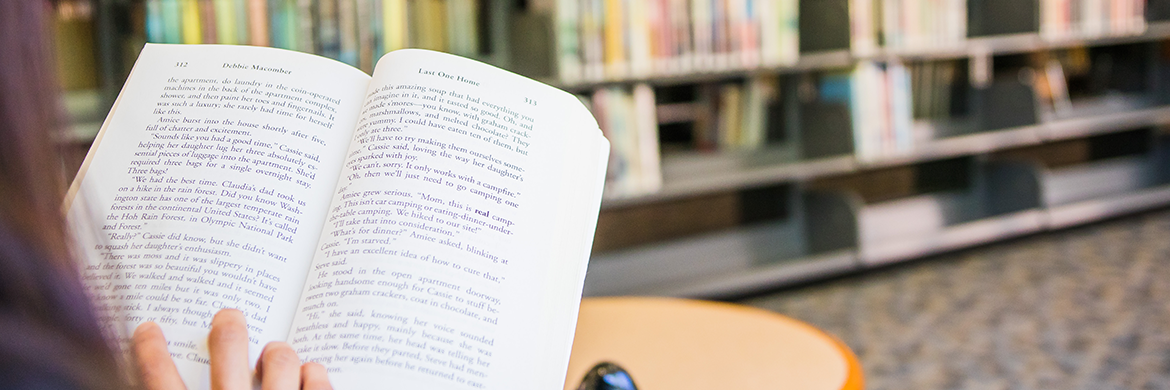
[565,297,864,390]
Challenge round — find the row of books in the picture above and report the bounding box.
[556,0,1158,84]
[590,84,664,198]
[556,0,801,84]
[693,77,778,152]
[852,0,968,53]
[1039,0,1148,40]
[143,0,483,72]
[910,60,963,121]
[847,61,914,161]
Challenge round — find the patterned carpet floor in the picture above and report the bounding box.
[742,209,1170,390]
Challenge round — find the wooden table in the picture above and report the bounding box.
[564,297,864,390]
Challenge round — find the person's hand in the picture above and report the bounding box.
[132,309,332,390]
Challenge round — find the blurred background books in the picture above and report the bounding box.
[54,0,1170,298]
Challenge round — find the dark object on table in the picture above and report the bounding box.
[577,362,638,390]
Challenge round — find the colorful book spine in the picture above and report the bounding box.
[296,0,315,52]
[356,0,374,72]
[603,0,627,77]
[233,0,249,44]
[318,0,340,59]
[711,0,730,69]
[180,0,203,43]
[372,0,384,56]
[283,0,300,50]
[632,83,663,194]
[198,0,217,43]
[269,0,286,49]
[447,0,479,57]
[627,0,652,76]
[556,0,583,82]
[338,0,358,66]
[248,0,268,46]
[213,0,237,45]
[146,0,165,42]
[161,0,182,43]
[852,0,877,54]
[421,0,447,52]
[690,0,712,70]
[382,0,408,53]
[887,60,912,153]
[672,0,692,72]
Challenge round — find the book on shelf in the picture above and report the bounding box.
[144,0,484,73]
[1040,0,1147,40]
[851,0,967,53]
[557,0,800,84]
[590,84,663,198]
[66,44,608,390]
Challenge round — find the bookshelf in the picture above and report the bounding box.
[66,0,1170,298]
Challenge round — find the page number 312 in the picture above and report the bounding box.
[524,97,536,106]
[175,62,188,68]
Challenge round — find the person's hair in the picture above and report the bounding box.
[0,1,125,388]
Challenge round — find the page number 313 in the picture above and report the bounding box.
[524,97,536,106]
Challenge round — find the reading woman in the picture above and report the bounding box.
[0,1,326,388]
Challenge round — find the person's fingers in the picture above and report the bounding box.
[256,342,300,390]
[209,309,251,390]
[132,322,188,390]
[300,362,333,390]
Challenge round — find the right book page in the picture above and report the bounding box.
[287,49,609,390]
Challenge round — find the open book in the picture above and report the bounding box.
[66,44,608,390]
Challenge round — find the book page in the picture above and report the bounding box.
[286,50,608,389]
[66,44,370,389]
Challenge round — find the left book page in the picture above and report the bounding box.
[65,44,370,389]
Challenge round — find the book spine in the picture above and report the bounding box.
[268,0,286,49]
[407,0,420,48]
[146,0,165,42]
[627,0,652,76]
[199,0,217,43]
[296,0,314,52]
[233,0,249,44]
[556,0,583,83]
[780,0,797,65]
[161,0,183,43]
[691,0,712,70]
[632,84,663,193]
[603,0,627,78]
[383,0,408,52]
[446,0,460,55]
[181,0,203,43]
[888,60,912,153]
[318,0,340,59]
[717,83,743,150]
[646,0,665,74]
[214,0,237,44]
[881,0,898,49]
[372,0,384,55]
[745,0,760,67]
[712,0,730,69]
[850,63,871,160]
[356,0,373,72]
[338,0,358,66]
[758,0,778,66]
[248,0,268,46]
[669,0,691,73]
[582,0,605,80]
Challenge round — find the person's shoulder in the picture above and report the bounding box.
[0,367,81,390]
